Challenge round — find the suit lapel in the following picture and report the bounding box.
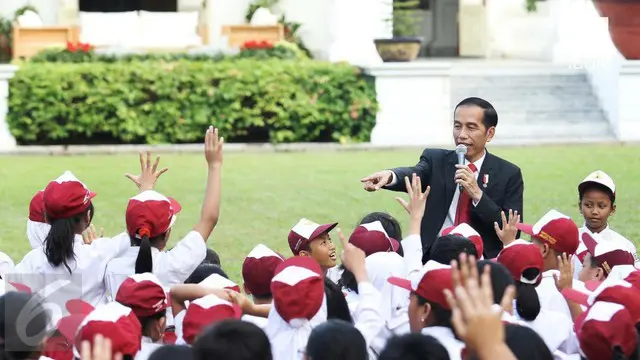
[477,150,495,191]
[444,151,458,209]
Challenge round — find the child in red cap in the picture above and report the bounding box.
[515,209,581,319]
[14,171,131,318]
[105,127,224,297]
[287,218,338,275]
[578,232,635,283]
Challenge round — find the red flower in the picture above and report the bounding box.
[79,42,93,53]
[241,40,273,50]
[66,41,77,52]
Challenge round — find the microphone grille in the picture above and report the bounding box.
[455,144,467,155]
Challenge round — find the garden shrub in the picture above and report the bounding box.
[7,59,378,145]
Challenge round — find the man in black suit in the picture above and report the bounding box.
[360,97,524,258]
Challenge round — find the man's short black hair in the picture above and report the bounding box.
[192,320,272,360]
[455,97,498,129]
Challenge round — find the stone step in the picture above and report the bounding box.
[495,121,612,139]
[450,75,589,86]
[452,86,594,98]
[497,111,607,123]
[450,99,603,112]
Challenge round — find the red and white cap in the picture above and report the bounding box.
[607,265,640,289]
[57,299,94,344]
[348,221,400,257]
[182,294,242,344]
[388,261,454,310]
[496,240,544,286]
[29,190,46,223]
[271,256,325,325]
[441,223,484,259]
[577,301,637,359]
[126,190,182,239]
[74,302,142,359]
[562,276,640,323]
[582,232,635,276]
[516,209,579,255]
[43,171,96,219]
[199,273,242,293]
[242,244,285,296]
[115,273,170,317]
[288,218,338,255]
[579,170,615,199]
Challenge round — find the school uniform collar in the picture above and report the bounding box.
[582,224,611,234]
[142,336,154,344]
[421,325,457,339]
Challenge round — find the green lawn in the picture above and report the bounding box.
[1,145,639,283]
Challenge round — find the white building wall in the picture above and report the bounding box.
[0,0,59,25]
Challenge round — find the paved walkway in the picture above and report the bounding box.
[0,138,630,156]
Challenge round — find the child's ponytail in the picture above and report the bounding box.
[135,228,153,274]
[43,203,94,274]
[515,281,541,321]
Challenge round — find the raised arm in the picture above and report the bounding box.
[360,149,432,193]
[193,126,223,241]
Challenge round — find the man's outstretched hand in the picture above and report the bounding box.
[360,170,393,192]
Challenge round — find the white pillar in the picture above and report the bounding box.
[327,0,390,67]
[0,65,19,150]
[363,62,453,146]
[616,61,640,141]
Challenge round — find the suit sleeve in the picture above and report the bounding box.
[472,167,524,228]
[384,150,432,192]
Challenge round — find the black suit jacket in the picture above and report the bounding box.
[385,148,524,258]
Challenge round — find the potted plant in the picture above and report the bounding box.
[592,0,640,59]
[374,0,423,62]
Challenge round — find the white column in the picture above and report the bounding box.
[0,65,19,150]
[616,61,640,141]
[327,0,389,66]
[363,62,453,146]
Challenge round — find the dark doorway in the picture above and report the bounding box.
[416,0,459,57]
[79,0,177,12]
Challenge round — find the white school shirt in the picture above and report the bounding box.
[104,230,207,298]
[326,266,342,284]
[352,282,385,360]
[536,270,587,320]
[573,225,640,279]
[515,307,573,353]
[12,233,131,325]
[388,152,486,235]
[135,336,163,360]
[421,326,464,360]
[241,314,268,329]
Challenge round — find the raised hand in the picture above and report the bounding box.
[125,151,168,192]
[80,334,123,360]
[494,210,520,246]
[445,254,516,358]
[360,170,393,192]
[395,173,431,216]
[205,126,224,166]
[82,224,103,245]
[554,253,574,292]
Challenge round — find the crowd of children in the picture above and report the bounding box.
[0,126,639,360]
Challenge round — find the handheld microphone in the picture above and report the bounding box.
[455,144,467,191]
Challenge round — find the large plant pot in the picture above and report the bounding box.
[593,0,640,59]
[374,37,423,62]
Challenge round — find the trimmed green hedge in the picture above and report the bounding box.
[8,59,378,145]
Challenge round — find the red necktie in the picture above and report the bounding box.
[454,163,478,226]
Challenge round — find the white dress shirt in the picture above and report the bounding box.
[135,337,163,360]
[388,151,486,235]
